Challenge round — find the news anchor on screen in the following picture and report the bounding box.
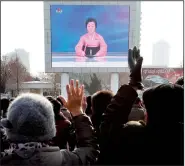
[75,18,107,58]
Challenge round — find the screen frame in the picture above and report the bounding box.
[44,1,141,73]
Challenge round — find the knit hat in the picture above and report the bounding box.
[1,93,56,143]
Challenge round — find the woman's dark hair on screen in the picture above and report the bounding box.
[85,18,97,28]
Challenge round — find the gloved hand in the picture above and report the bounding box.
[128,46,144,90]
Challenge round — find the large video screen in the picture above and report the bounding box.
[50,5,130,67]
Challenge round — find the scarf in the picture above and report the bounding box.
[1,142,49,159]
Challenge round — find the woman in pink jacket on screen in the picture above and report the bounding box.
[75,18,107,58]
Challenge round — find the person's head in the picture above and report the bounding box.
[91,90,114,131]
[46,96,63,120]
[122,120,146,161]
[56,96,63,107]
[175,76,184,87]
[123,121,146,136]
[86,18,97,34]
[56,96,72,121]
[1,93,56,143]
[1,98,10,118]
[142,83,184,127]
[85,95,92,117]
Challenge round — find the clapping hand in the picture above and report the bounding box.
[58,79,84,117]
[128,46,144,90]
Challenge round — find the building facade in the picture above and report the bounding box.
[152,40,170,67]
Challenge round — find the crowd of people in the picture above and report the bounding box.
[0,47,184,166]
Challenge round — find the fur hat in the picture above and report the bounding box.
[1,93,56,143]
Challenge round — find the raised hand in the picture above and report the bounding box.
[128,46,140,71]
[128,46,144,90]
[58,79,84,117]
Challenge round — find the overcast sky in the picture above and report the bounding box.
[1,1,183,75]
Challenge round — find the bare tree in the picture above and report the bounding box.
[37,72,61,97]
[97,73,111,90]
[69,73,111,93]
[69,73,87,85]
[37,72,51,81]
[51,73,61,97]
[5,56,32,96]
[0,58,11,93]
[83,73,102,95]
[37,72,52,96]
[32,77,40,81]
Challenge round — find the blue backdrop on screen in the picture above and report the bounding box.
[50,5,129,54]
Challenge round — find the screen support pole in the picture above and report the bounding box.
[110,73,119,94]
[61,73,69,99]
